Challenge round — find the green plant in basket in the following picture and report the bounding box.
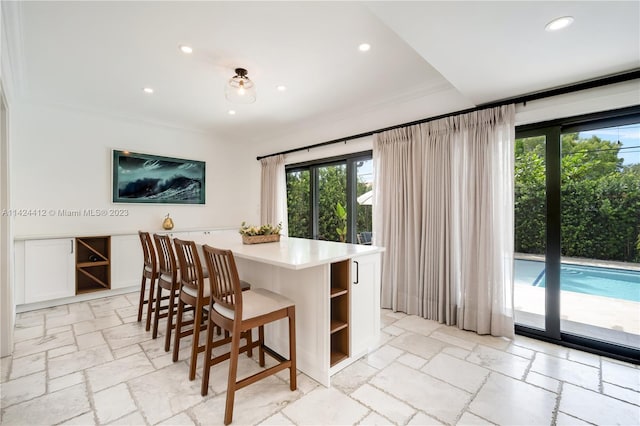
[239,221,282,236]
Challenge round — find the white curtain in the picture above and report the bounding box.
[374,105,515,338]
[373,125,425,315]
[260,154,288,234]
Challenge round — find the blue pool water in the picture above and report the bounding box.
[514,259,640,302]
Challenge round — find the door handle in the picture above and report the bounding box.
[70,240,74,254]
[353,260,359,284]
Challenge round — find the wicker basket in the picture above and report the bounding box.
[242,234,281,245]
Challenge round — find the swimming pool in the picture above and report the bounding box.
[514,259,640,302]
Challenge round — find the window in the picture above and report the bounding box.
[286,169,311,239]
[514,105,640,362]
[286,152,372,243]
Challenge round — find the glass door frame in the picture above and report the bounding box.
[514,105,640,363]
[285,150,373,243]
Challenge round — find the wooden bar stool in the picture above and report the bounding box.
[173,238,212,380]
[152,234,182,351]
[173,239,253,381]
[137,231,158,331]
[200,244,297,425]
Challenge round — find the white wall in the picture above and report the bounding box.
[11,103,259,238]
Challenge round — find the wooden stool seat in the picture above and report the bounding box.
[212,288,293,320]
[181,279,211,298]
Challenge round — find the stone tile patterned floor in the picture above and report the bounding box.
[1,293,639,425]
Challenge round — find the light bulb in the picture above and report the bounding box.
[545,16,574,31]
[225,69,256,104]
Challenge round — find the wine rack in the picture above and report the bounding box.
[76,236,111,294]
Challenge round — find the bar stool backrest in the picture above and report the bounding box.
[154,234,178,279]
[202,245,243,317]
[173,238,205,299]
[138,231,156,275]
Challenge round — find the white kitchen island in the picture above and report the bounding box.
[191,230,383,387]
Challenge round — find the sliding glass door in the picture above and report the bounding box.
[514,134,548,330]
[286,169,312,239]
[559,123,640,348]
[355,158,373,244]
[286,151,372,243]
[514,107,640,360]
[317,163,347,242]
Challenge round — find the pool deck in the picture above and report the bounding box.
[514,255,640,348]
[514,253,640,348]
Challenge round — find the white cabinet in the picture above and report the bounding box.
[15,229,234,309]
[14,241,25,305]
[350,252,381,357]
[110,235,142,289]
[24,238,75,303]
[186,230,212,239]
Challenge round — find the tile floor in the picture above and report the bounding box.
[1,293,639,425]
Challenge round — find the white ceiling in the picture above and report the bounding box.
[5,1,639,144]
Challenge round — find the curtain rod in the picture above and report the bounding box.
[256,69,640,161]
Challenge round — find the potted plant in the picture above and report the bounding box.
[239,221,283,244]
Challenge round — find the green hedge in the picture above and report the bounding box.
[515,134,640,262]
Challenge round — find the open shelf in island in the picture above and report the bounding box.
[76,236,110,294]
[329,260,350,367]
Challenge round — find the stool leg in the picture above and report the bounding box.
[137,275,146,322]
[145,276,156,331]
[288,306,297,391]
[258,326,265,367]
[189,302,203,381]
[164,289,176,352]
[201,318,215,396]
[246,329,253,358]
[173,298,184,362]
[224,331,241,425]
[152,285,162,339]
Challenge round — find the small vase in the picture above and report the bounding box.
[162,214,174,230]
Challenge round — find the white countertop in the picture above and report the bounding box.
[193,230,384,270]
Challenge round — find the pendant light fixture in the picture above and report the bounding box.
[225,68,256,104]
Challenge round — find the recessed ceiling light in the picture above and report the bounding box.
[142,87,154,94]
[545,16,574,32]
[228,110,236,115]
[358,43,371,52]
[179,45,193,54]
[276,85,287,92]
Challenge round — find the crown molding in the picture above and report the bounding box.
[17,96,225,139]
